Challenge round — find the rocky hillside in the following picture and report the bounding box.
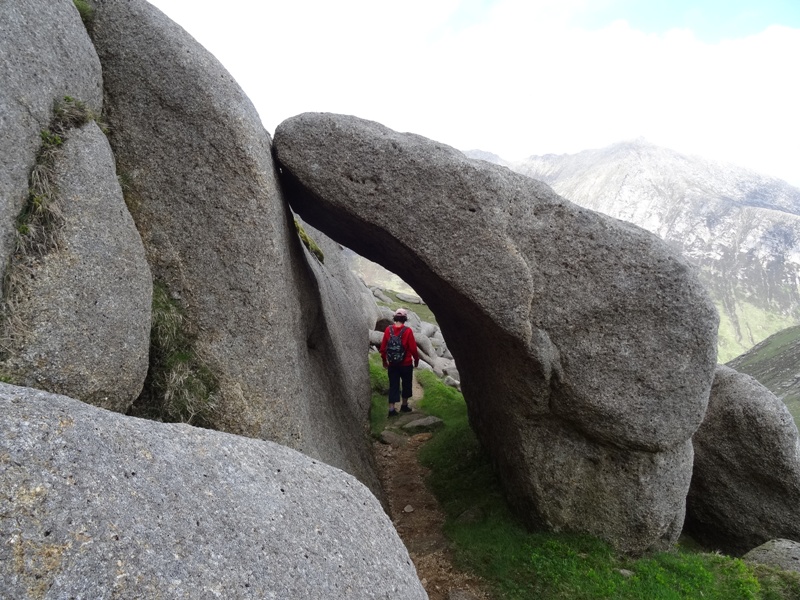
[728,324,800,426]
[467,141,800,361]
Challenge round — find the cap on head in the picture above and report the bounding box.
[394,308,408,318]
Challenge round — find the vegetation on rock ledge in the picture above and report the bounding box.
[294,219,324,263]
[130,282,219,427]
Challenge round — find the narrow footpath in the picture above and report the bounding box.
[372,376,490,600]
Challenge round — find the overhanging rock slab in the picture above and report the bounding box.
[273,113,719,553]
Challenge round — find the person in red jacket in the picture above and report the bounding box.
[380,308,420,417]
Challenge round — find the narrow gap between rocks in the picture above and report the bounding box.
[372,374,491,600]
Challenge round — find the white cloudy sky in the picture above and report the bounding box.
[147,0,800,186]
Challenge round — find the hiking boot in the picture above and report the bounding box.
[388,409,399,417]
[400,404,412,413]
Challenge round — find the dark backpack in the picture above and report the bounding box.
[386,326,407,365]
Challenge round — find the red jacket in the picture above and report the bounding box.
[380,324,419,367]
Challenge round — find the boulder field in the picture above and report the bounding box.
[274,112,720,553]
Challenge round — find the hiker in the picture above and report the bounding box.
[380,308,420,417]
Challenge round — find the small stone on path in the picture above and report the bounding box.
[403,416,444,433]
[404,505,415,513]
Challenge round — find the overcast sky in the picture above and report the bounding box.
[147,0,800,186]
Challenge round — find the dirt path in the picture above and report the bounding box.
[372,375,490,600]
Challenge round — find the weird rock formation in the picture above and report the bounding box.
[89,0,379,491]
[686,365,800,555]
[0,0,103,280]
[0,385,427,599]
[274,113,719,553]
[1,123,152,411]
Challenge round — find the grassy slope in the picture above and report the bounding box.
[716,300,798,364]
[374,289,438,326]
[413,370,800,600]
[727,325,800,427]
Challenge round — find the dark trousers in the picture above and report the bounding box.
[388,364,413,404]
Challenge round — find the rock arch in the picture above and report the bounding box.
[273,112,719,553]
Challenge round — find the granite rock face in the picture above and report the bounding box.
[0,0,103,280]
[0,123,151,412]
[686,365,800,555]
[0,385,427,600]
[743,539,800,574]
[274,113,719,553]
[89,0,378,491]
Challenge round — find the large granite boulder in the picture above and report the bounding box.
[273,113,719,553]
[0,0,103,280]
[0,384,427,599]
[686,365,800,555]
[743,539,800,574]
[0,122,152,412]
[89,0,378,492]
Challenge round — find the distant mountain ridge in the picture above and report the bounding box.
[466,141,800,361]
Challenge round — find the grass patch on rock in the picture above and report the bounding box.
[294,219,324,263]
[130,282,219,427]
[1,97,101,359]
[415,370,800,599]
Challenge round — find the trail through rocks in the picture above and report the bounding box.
[372,375,490,600]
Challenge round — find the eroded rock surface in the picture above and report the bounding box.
[0,0,103,279]
[686,365,800,555]
[0,384,427,599]
[89,0,378,491]
[1,123,152,412]
[274,113,719,552]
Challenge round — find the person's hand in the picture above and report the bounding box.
[414,360,420,368]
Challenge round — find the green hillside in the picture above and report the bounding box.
[727,325,800,427]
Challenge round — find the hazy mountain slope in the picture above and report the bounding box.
[727,325,800,427]
[467,142,800,361]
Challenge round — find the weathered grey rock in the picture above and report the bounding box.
[397,292,424,304]
[0,0,103,280]
[373,288,393,304]
[415,332,437,362]
[419,320,438,338]
[1,123,151,412]
[274,113,719,552]
[743,539,800,573]
[403,415,444,433]
[444,376,461,389]
[296,220,377,422]
[380,430,408,448]
[443,367,461,382]
[369,329,385,348]
[686,365,800,555]
[89,1,378,492]
[0,385,427,599]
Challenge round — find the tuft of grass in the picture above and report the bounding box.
[72,0,94,30]
[130,282,219,427]
[1,96,103,358]
[368,352,389,436]
[294,219,324,263]
[415,372,800,599]
[15,96,101,258]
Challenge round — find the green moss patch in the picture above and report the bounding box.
[294,219,324,263]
